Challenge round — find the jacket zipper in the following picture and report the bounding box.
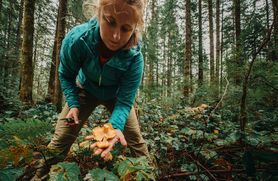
[99,74,102,86]
[98,63,106,86]
[99,64,107,98]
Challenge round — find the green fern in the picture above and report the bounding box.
[0,119,53,146]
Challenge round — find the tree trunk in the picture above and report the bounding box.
[148,0,156,87]
[0,0,3,83]
[53,0,68,112]
[198,0,203,85]
[14,0,24,77]
[234,0,241,49]
[234,0,241,84]
[0,0,2,13]
[216,0,220,91]
[220,0,224,93]
[37,46,45,100]
[184,0,192,97]
[0,0,1,30]
[0,14,8,84]
[162,35,166,97]
[272,0,278,61]
[265,0,271,61]
[167,34,172,96]
[239,23,273,134]
[208,0,214,83]
[156,56,159,86]
[20,0,36,106]
[47,17,59,102]
[3,0,12,85]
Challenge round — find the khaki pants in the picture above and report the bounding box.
[45,88,149,166]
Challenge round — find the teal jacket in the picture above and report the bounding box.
[59,18,144,131]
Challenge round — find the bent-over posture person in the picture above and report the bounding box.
[32,0,149,180]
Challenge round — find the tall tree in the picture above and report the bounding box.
[3,0,12,85]
[147,0,156,87]
[14,0,24,77]
[220,0,224,93]
[0,0,2,14]
[208,0,214,83]
[198,0,203,85]
[167,33,172,96]
[184,0,192,97]
[265,0,271,60]
[272,0,278,61]
[0,0,20,87]
[47,13,59,102]
[53,0,68,111]
[161,0,179,97]
[234,0,241,84]
[20,0,36,105]
[215,0,220,89]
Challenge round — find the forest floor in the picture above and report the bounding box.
[0,101,277,180]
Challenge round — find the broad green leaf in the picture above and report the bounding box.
[136,171,147,181]
[86,168,119,181]
[200,149,218,160]
[180,164,189,172]
[0,167,25,181]
[214,139,227,146]
[180,127,196,136]
[117,160,132,176]
[189,175,197,180]
[49,162,81,181]
[136,170,156,181]
[200,174,210,181]
[154,136,160,141]
[227,131,241,143]
[181,163,197,172]
[247,137,260,146]
[270,147,278,151]
[114,157,156,180]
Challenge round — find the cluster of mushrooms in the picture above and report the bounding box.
[80,123,116,161]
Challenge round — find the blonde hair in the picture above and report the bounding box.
[83,0,145,49]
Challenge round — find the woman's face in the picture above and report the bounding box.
[99,0,137,51]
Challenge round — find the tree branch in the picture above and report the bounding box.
[239,22,274,132]
[206,75,229,124]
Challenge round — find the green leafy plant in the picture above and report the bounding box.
[49,162,82,181]
[113,156,156,181]
[84,168,120,181]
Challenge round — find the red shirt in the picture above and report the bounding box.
[98,40,116,67]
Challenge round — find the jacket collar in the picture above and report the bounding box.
[80,18,141,70]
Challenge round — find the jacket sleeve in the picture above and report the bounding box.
[108,53,144,131]
[58,28,83,108]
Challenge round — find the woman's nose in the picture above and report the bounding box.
[112,29,120,41]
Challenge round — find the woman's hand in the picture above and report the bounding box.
[91,129,127,158]
[64,107,81,125]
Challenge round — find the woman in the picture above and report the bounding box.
[32,0,148,180]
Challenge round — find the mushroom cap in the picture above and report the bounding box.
[92,126,105,141]
[96,139,110,148]
[200,104,208,109]
[92,123,116,141]
[104,124,116,139]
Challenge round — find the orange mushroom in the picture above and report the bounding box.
[83,123,117,161]
[87,123,116,142]
[96,138,110,148]
[104,152,113,161]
